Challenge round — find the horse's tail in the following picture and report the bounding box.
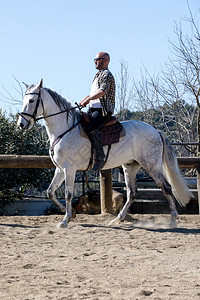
[159,131,193,207]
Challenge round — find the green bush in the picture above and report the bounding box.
[0,110,53,206]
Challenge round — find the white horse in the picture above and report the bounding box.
[17,80,193,228]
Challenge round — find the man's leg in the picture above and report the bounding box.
[90,129,105,171]
[88,109,108,171]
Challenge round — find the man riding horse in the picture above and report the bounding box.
[80,52,115,171]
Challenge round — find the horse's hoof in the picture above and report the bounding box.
[57,221,68,228]
[72,208,76,219]
[67,217,72,223]
[169,218,177,228]
[109,217,121,226]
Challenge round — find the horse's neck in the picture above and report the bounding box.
[42,90,75,142]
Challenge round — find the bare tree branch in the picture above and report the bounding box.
[132,5,200,157]
[0,76,24,107]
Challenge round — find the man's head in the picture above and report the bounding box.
[94,52,110,70]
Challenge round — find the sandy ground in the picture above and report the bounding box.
[0,213,200,300]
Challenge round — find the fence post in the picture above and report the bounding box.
[196,167,200,214]
[100,169,113,214]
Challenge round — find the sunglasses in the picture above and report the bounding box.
[94,57,106,62]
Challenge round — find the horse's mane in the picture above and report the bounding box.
[44,87,77,123]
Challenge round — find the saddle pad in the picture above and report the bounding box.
[101,122,124,146]
[79,121,126,146]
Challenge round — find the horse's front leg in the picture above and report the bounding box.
[57,167,76,228]
[47,167,66,212]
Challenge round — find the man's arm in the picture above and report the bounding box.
[80,89,106,107]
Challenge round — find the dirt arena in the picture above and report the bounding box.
[0,213,200,300]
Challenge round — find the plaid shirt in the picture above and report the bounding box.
[93,68,115,116]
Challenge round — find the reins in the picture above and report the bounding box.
[18,90,81,122]
[36,107,78,121]
[50,102,83,154]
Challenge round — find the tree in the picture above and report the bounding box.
[168,4,200,154]
[133,3,200,157]
[115,60,134,121]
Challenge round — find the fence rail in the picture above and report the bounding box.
[1,155,200,169]
[0,155,54,168]
[0,155,200,213]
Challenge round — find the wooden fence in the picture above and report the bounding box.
[1,154,200,169]
[0,155,200,214]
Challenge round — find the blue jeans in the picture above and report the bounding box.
[88,108,112,132]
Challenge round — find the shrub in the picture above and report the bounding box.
[0,110,53,206]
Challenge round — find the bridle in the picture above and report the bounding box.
[18,90,44,123]
[18,88,83,155]
[18,89,81,123]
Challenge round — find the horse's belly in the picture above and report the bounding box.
[103,135,134,169]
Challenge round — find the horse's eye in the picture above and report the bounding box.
[29,99,34,103]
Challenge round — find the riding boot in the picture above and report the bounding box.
[90,129,106,172]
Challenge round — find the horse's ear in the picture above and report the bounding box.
[39,79,43,89]
[36,79,43,90]
[22,82,29,89]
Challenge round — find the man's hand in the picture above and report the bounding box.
[79,96,90,107]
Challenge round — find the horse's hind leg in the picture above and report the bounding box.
[109,161,140,225]
[148,170,178,227]
[47,167,66,213]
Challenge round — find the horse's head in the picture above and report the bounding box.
[17,79,43,130]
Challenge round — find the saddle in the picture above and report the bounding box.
[80,112,126,146]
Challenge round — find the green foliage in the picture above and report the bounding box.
[115,109,135,122]
[0,110,52,206]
